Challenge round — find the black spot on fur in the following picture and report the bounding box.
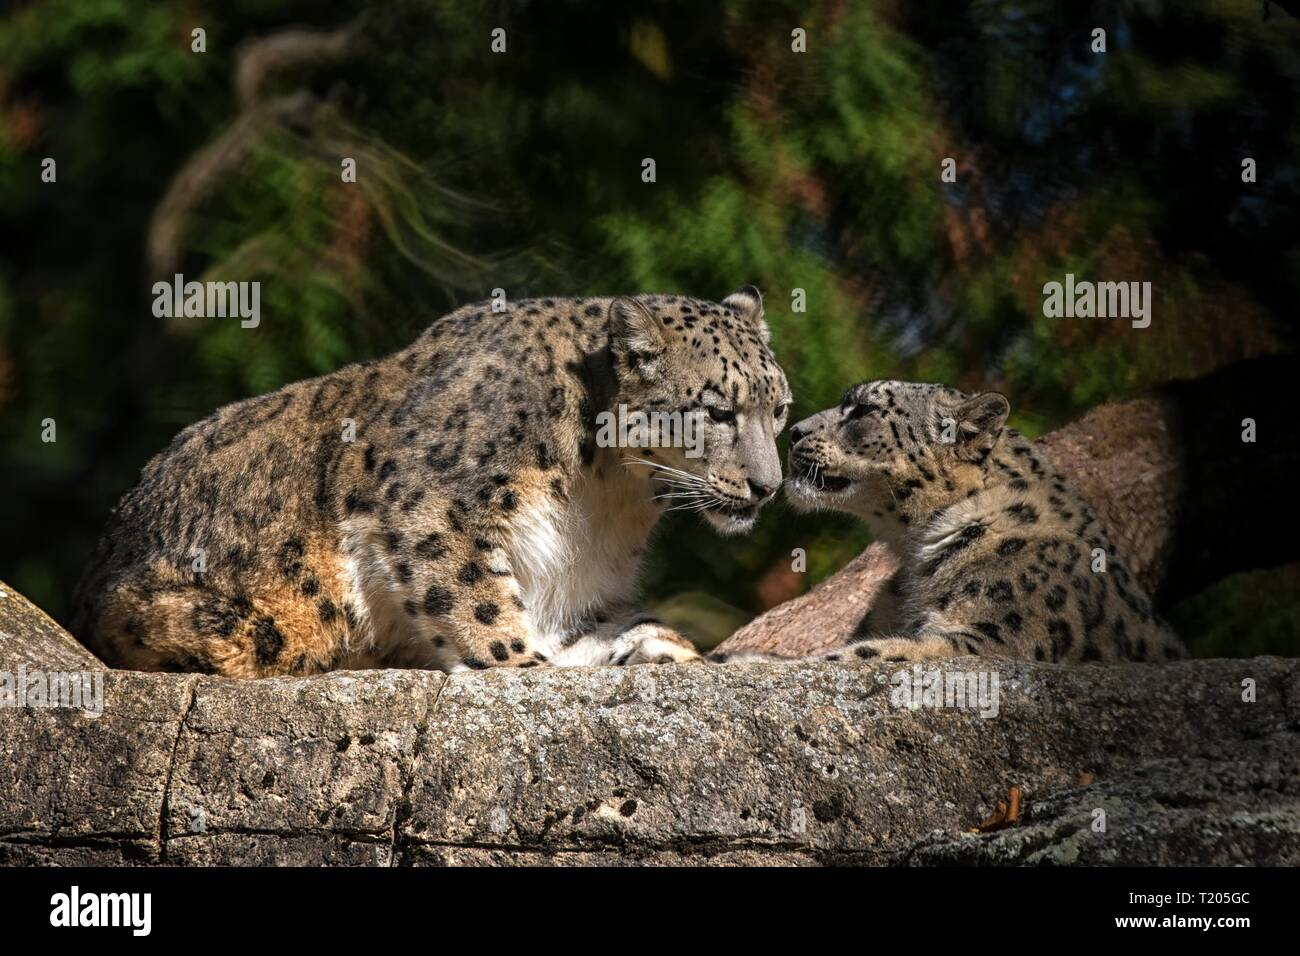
[1005,502,1039,524]
[986,580,1014,603]
[1045,585,1068,612]
[192,600,239,638]
[414,533,449,560]
[424,586,454,616]
[1019,564,1048,594]
[998,537,1027,556]
[317,598,339,623]
[253,617,284,666]
[344,490,374,515]
[474,602,500,625]
[1048,619,1073,660]
[277,538,305,579]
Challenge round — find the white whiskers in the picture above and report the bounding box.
[623,455,724,515]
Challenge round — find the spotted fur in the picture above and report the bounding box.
[784,380,1186,664]
[73,289,790,676]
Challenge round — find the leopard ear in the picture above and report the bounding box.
[946,391,1010,461]
[609,297,666,357]
[722,285,770,344]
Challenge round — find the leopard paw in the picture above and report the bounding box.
[611,622,703,665]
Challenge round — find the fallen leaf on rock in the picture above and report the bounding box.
[970,786,1023,833]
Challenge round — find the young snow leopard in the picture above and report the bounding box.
[784,380,1186,663]
[73,288,791,677]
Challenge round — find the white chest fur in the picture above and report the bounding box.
[508,463,659,655]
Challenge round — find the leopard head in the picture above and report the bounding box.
[607,287,791,535]
[784,379,1010,535]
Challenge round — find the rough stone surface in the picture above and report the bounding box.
[164,669,439,862]
[0,581,103,672]
[0,670,190,864]
[2,581,1294,865]
[903,735,1300,865]
[399,657,1296,865]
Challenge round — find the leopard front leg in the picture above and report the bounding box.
[822,630,981,663]
[390,517,554,672]
[395,497,700,669]
[709,637,956,665]
[710,631,980,665]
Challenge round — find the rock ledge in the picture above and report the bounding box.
[2,583,1295,865]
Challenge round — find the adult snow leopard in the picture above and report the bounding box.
[73,288,790,676]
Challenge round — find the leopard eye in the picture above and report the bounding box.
[773,402,789,420]
[707,406,736,424]
[845,403,870,421]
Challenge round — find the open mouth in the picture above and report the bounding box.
[816,474,853,492]
[790,457,854,493]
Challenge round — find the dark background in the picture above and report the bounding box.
[1,0,1296,653]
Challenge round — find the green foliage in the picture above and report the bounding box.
[1172,566,1300,659]
[0,0,1296,656]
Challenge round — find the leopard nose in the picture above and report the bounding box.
[789,422,809,445]
[747,478,777,501]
